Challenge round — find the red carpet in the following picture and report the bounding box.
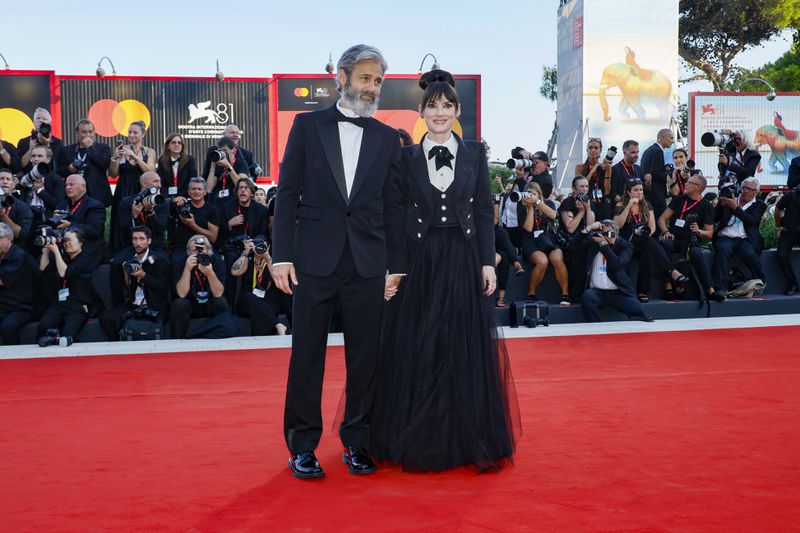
[2,327,800,532]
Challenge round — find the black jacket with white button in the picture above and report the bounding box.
[389,134,495,272]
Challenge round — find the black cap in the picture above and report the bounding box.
[532,151,549,163]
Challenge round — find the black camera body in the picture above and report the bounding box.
[178,204,192,219]
[718,175,739,199]
[38,328,73,347]
[47,212,70,227]
[196,252,211,266]
[33,226,63,247]
[632,224,651,237]
[210,149,226,163]
[122,306,161,322]
[664,163,675,175]
[252,237,268,255]
[228,233,251,252]
[684,213,700,247]
[0,193,14,208]
[36,123,52,139]
[123,260,142,274]
[575,192,590,203]
[72,158,87,173]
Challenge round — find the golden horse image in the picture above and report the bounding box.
[754,124,800,173]
[598,47,672,122]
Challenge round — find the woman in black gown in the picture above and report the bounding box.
[371,71,521,472]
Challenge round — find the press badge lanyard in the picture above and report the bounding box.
[680,197,701,219]
[69,196,85,215]
[621,162,635,179]
[238,204,250,234]
[193,270,206,291]
[630,209,641,224]
[252,260,268,289]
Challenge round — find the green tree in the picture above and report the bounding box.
[745,30,800,92]
[679,0,800,90]
[539,65,557,101]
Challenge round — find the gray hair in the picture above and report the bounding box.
[600,219,619,233]
[34,107,51,120]
[335,44,388,91]
[0,222,12,240]
[742,177,760,191]
[187,234,211,253]
[735,129,755,150]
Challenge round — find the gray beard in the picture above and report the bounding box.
[341,83,379,117]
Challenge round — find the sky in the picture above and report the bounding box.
[3,0,792,163]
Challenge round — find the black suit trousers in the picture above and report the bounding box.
[284,242,384,454]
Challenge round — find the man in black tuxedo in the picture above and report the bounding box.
[272,44,402,479]
[718,129,761,183]
[54,175,106,266]
[17,108,65,173]
[57,119,112,207]
[640,128,674,218]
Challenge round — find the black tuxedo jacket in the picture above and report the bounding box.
[639,143,667,197]
[720,142,761,182]
[273,104,402,278]
[120,248,171,312]
[582,235,636,297]
[57,194,106,265]
[156,155,199,198]
[16,135,65,173]
[714,198,767,254]
[396,136,495,270]
[57,143,113,207]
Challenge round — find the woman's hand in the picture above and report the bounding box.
[384,274,404,301]
[482,265,496,296]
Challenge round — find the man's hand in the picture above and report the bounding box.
[129,268,146,281]
[79,135,93,149]
[32,178,44,190]
[172,196,187,207]
[273,263,298,295]
[592,233,606,245]
[131,201,144,218]
[179,213,195,227]
[228,214,244,228]
[690,223,700,234]
[720,196,738,209]
[197,262,213,276]
[184,254,198,272]
[601,159,611,172]
[57,219,71,230]
[482,265,496,296]
[242,240,254,255]
[662,231,675,241]
[384,274,404,301]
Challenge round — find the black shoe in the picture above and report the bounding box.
[786,286,798,296]
[526,294,537,302]
[663,289,676,301]
[289,452,325,479]
[708,291,725,302]
[631,314,655,323]
[342,446,377,475]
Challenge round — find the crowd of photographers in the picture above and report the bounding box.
[0,108,283,346]
[496,129,800,323]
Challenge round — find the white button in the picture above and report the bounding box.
[417,233,422,238]
[466,229,471,234]
[441,193,446,199]
[417,218,422,223]
[414,202,418,208]
[469,197,474,203]
[467,214,471,219]
[441,216,447,222]
[441,205,447,211]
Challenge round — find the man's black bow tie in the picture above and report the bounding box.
[428,145,454,171]
[336,112,369,128]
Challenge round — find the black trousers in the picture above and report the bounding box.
[777,230,800,288]
[660,239,714,291]
[581,288,645,322]
[237,288,292,335]
[503,224,524,249]
[632,235,674,294]
[646,189,667,221]
[37,302,88,339]
[169,296,228,339]
[284,244,383,454]
[712,236,765,291]
[567,237,591,301]
[495,225,518,291]
[0,310,33,345]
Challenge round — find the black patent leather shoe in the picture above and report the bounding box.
[289,452,325,479]
[342,446,377,475]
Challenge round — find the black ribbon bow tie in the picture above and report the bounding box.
[336,112,369,128]
[428,145,454,171]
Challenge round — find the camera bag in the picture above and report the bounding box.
[510,300,550,328]
[120,318,162,341]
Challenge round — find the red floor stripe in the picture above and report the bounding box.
[1,326,799,532]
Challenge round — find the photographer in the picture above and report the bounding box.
[169,234,228,339]
[499,166,530,247]
[202,124,255,181]
[18,145,66,225]
[718,129,760,182]
[579,220,654,322]
[610,140,644,209]
[0,168,33,244]
[711,177,766,294]
[575,138,614,220]
[614,179,688,302]
[230,237,290,335]
[667,148,694,198]
[0,139,18,173]
[53,175,107,266]
[528,151,554,200]
[37,227,98,343]
[57,119,112,207]
[559,176,595,302]
[168,177,220,267]
[17,108,64,173]
[520,182,569,305]
[640,129,674,217]
[493,197,523,308]
[774,184,800,295]
[156,133,198,199]
[0,223,36,345]
[205,137,250,204]
[657,175,722,301]
[100,226,170,341]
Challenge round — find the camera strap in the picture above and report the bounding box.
[630,209,641,224]
[69,196,85,215]
[238,204,250,234]
[193,269,206,291]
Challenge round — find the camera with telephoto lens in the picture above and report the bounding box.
[133,186,163,205]
[506,158,534,170]
[122,306,161,322]
[575,192,590,203]
[509,191,533,203]
[38,328,73,348]
[20,162,51,188]
[0,193,14,208]
[178,204,192,219]
[605,146,618,163]
[35,123,52,139]
[632,224,651,237]
[252,237,268,255]
[701,130,733,149]
[209,149,226,163]
[718,175,739,199]
[33,226,63,247]
[123,260,142,274]
[228,233,251,252]
[665,163,675,175]
[590,228,615,239]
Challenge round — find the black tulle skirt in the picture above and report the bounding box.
[370,227,521,472]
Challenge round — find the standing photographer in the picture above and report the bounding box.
[17,108,64,173]
[500,166,529,248]
[559,176,595,301]
[57,119,112,207]
[230,237,290,335]
[53,175,106,266]
[0,223,36,345]
[156,133,197,199]
[0,168,33,244]
[19,145,66,226]
[169,234,228,339]
[205,137,250,204]
[657,175,722,301]
[100,226,170,341]
[168,177,220,268]
[201,124,255,181]
[576,138,614,220]
[718,130,760,182]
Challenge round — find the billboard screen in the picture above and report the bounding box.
[0,71,57,147]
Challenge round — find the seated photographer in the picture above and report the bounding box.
[657,175,722,301]
[37,227,98,343]
[614,179,688,302]
[205,137,249,204]
[579,220,654,323]
[493,199,523,308]
[610,140,644,208]
[558,176,595,301]
[202,124,255,180]
[220,178,267,300]
[667,148,698,198]
[520,182,569,305]
[0,223,36,345]
[718,129,761,182]
[230,237,290,335]
[0,168,33,244]
[775,184,800,295]
[640,130,675,217]
[168,176,220,268]
[575,138,614,220]
[17,108,64,173]
[57,119,112,207]
[169,234,228,339]
[18,145,66,226]
[156,133,198,199]
[53,175,106,266]
[712,177,767,294]
[100,226,170,341]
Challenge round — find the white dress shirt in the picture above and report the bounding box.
[132,249,150,306]
[589,248,618,291]
[421,133,458,192]
[336,100,364,197]
[719,198,755,239]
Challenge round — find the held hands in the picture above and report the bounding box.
[482,265,496,297]
[273,263,298,295]
[384,274,404,301]
[197,261,213,276]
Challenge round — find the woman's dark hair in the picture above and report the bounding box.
[160,133,187,169]
[673,147,688,159]
[64,227,86,245]
[419,69,460,109]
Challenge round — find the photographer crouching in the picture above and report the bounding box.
[230,236,290,335]
[168,176,220,268]
[100,226,170,341]
[169,234,228,339]
[0,223,36,345]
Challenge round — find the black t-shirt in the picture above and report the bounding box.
[666,194,714,241]
[0,244,36,314]
[614,203,651,240]
[557,195,587,234]
[207,155,250,202]
[172,253,227,300]
[777,190,800,232]
[521,199,556,237]
[42,251,96,306]
[168,201,220,251]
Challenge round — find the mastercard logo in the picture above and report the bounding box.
[87,99,151,138]
[293,87,310,98]
[0,108,35,146]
